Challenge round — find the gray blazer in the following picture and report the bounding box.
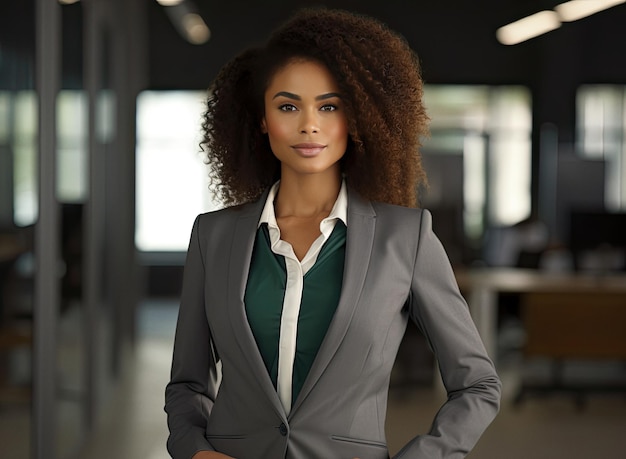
[165,187,501,459]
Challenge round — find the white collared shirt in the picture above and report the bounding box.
[257,180,348,414]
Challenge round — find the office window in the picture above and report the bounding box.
[423,85,532,237]
[11,90,38,227]
[577,85,626,210]
[57,90,88,203]
[135,90,222,251]
[7,90,89,227]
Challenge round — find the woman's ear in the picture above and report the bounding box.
[260,117,268,134]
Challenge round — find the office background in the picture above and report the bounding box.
[1,1,625,458]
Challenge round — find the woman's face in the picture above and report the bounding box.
[261,59,348,180]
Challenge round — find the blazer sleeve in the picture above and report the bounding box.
[165,215,220,459]
[394,209,501,459]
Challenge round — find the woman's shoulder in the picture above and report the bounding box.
[367,202,437,245]
[196,203,243,220]
[196,196,264,223]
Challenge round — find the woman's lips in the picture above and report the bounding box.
[291,143,326,157]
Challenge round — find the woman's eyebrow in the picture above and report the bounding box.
[272,91,342,101]
[272,91,300,100]
[316,92,341,101]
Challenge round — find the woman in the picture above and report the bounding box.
[165,8,501,459]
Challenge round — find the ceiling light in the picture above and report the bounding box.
[182,13,211,45]
[555,0,626,22]
[163,2,211,45]
[156,0,185,5]
[496,10,561,45]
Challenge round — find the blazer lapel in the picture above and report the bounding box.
[226,191,287,420]
[290,188,376,417]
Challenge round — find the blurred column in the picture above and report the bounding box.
[83,0,103,433]
[33,0,61,458]
[82,0,145,435]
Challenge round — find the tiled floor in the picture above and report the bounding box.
[2,299,626,459]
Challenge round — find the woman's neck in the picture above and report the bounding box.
[274,171,342,219]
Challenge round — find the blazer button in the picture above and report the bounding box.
[278,423,288,436]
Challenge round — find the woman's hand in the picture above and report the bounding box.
[191,452,236,459]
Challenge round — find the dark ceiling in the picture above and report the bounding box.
[1,0,625,92]
[147,0,626,89]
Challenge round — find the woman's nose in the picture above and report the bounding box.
[299,109,319,134]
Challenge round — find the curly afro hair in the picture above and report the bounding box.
[202,8,429,208]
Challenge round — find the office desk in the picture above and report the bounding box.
[455,268,626,361]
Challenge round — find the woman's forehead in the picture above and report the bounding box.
[265,59,340,97]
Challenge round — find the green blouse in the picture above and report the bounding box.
[244,222,346,405]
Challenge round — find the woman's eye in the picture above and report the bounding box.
[320,104,338,112]
[278,104,297,111]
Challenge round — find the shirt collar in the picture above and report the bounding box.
[258,179,348,229]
